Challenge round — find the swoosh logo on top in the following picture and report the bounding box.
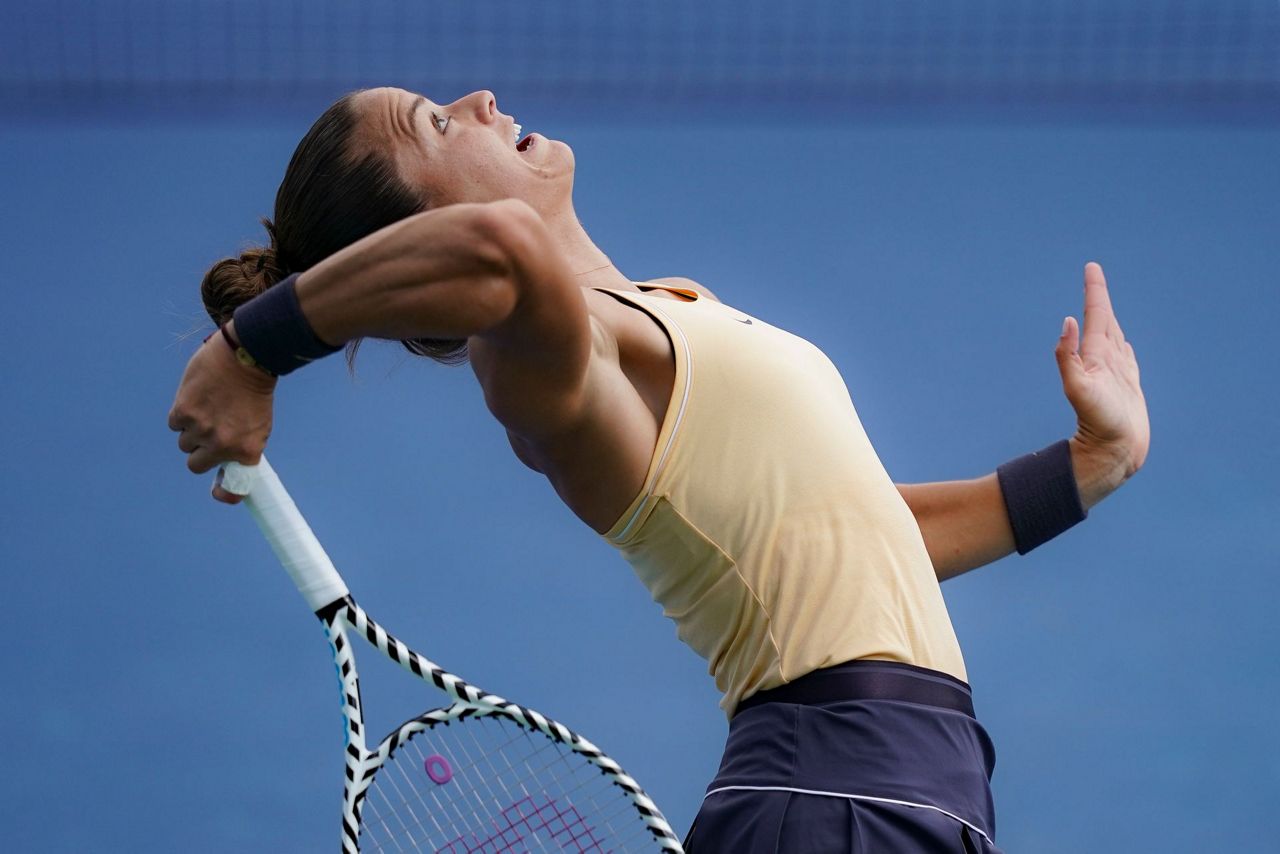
[735,318,753,325]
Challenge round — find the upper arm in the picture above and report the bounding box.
[466,201,595,443]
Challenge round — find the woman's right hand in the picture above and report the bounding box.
[168,322,277,504]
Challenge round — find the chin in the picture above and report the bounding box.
[539,137,573,169]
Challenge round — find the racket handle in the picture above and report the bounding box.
[219,457,350,613]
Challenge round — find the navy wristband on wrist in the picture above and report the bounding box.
[996,439,1087,555]
[231,273,342,376]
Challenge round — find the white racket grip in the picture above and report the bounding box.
[219,457,349,612]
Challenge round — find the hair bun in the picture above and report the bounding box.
[200,219,287,325]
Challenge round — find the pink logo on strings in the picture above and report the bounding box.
[436,795,605,853]
[423,754,453,785]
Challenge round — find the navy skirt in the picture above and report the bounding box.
[686,661,1004,853]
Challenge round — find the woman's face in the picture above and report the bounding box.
[353,86,574,211]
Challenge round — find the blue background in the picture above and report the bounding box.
[3,4,1278,852]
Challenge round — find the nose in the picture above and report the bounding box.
[452,90,498,125]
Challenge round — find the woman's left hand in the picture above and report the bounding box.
[1055,262,1150,499]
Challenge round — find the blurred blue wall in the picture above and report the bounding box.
[4,0,1277,123]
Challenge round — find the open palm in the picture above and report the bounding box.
[1055,262,1150,477]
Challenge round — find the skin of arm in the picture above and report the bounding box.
[299,199,579,351]
[894,262,1149,583]
[169,198,591,501]
[897,436,1132,582]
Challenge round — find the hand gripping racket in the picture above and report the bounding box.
[219,458,683,853]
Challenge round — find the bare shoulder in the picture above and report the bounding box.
[645,276,721,303]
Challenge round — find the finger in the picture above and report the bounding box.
[1062,314,1080,355]
[177,429,201,454]
[186,446,223,475]
[212,482,244,505]
[1055,315,1084,384]
[1081,261,1123,347]
[168,407,191,432]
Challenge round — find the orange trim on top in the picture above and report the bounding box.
[636,283,701,302]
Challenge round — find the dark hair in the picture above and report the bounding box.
[200,90,468,366]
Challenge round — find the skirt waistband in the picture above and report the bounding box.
[710,661,998,842]
[734,660,975,719]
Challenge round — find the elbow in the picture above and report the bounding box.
[469,199,551,281]
[461,199,579,341]
[427,200,546,331]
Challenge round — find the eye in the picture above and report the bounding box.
[430,112,451,134]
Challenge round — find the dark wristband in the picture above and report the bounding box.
[996,439,1087,555]
[231,273,342,376]
[219,322,272,375]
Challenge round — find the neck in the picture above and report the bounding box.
[539,202,634,291]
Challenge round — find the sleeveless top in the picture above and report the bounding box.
[591,284,967,717]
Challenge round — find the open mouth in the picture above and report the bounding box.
[516,133,535,153]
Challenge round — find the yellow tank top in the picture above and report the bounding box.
[592,284,967,717]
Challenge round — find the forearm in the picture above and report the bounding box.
[900,437,1129,582]
[293,201,527,346]
[898,475,1013,582]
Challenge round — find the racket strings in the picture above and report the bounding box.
[372,718,580,851]
[470,721,640,848]
[366,724,548,850]
[358,715,662,852]
[373,713,515,846]
[495,726,655,843]
[365,713,524,851]
[370,744,450,848]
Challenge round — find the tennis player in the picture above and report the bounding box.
[169,88,1149,852]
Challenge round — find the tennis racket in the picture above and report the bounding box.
[218,457,683,853]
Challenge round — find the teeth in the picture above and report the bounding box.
[512,123,522,144]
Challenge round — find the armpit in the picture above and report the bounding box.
[506,430,545,473]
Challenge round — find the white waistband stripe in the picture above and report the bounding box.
[702,784,993,845]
